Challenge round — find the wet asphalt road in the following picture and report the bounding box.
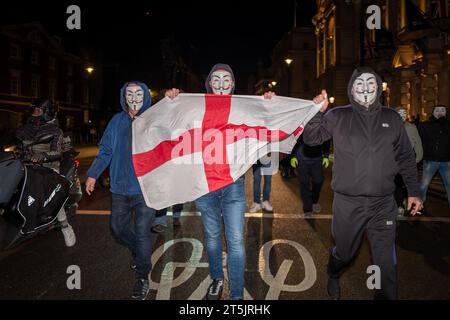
[0,147,449,300]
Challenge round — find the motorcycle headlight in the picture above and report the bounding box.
[4,145,15,152]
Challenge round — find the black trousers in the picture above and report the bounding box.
[296,159,324,212]
[328,192,398,300]
[394,174,407,208]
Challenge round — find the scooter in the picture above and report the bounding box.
[0,134,82,250]
[60,134,83,216]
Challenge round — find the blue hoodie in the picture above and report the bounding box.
[86,81,152,195]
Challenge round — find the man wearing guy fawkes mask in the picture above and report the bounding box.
[85,82,158,300]
[303,67,422,300]
[165,63,258,300]
[418,105,450,206]
[394,107,423,215]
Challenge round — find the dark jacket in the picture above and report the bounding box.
[87,81,152,195]
[16,116,63,171]
[418,109,450,162]
[303,66,420,197]
[292,135,331,161]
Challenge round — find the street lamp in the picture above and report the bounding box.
[284,58,293,96]
[271,81,277,87]
[86,67,94,74]
[329,96,335,104]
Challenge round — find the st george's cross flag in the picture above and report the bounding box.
[132,93,321,210]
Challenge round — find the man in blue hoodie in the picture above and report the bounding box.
[85,82,155,300]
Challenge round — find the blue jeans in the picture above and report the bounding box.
[252,164,272,203]
[110,193,156,278]
[420,161,450,204]
[153,204,183,227]
[195,176,246,300]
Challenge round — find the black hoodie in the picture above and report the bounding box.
[303,67,420,197]
[418,106,450,162]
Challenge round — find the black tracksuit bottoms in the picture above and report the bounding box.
[328,192,398,300]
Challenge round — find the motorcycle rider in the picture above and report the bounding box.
[16,99,76,247]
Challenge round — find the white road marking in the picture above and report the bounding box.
[75,210,450,222]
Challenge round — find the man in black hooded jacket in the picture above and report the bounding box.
[303,67,422,300]
[418,105,450,206]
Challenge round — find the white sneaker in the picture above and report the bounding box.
[304,211,313,218]
[61,225,76,247]
[249,203,261,213]
[262,201,273,213]
[312,203,321,213]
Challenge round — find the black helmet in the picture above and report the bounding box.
[31,99,59,122]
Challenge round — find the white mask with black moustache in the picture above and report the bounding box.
[210,69,234,95]
[351,73,378,108]
[433,106,446,119]
[125,84,144,112]
[397,109,407,122]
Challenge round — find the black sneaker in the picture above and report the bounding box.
[327,276,340,300]
[131,278,150,300]
[207,279,224,300]
[151,224,166,234]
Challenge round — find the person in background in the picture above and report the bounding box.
[395,107,423,215]
[290,135,331,217]
[418,105,450,208]
[249,154,273,213]
[151,203,184,233]
[16,99,76,247]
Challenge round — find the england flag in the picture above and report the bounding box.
[132,93,321,210]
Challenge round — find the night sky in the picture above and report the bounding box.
[1,0,317,93]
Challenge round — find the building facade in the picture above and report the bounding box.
[0,22,99,143]
[251,27,318,99]
[313,0,449,119]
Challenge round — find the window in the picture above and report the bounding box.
[66,84,73,103]
[10,44,21,60]
[83,86,89,104]
[303,80,310,93]
[27,31,42,44]
[49,79,57,100]
[10,70,21,96]
[31,51,40,65]
[326,14,336,67]
[382,0,389,29]
[31,75,40,97]
[67,64,73,76]
[49,56,56,71]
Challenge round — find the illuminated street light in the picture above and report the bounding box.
[284,58,293,66]
[329,96,335,104]
[271,81,277,86]
[382,82,388,91]
[86,67,94,74]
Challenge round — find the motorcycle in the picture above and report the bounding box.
[0,134,82,250]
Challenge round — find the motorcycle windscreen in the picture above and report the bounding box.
[0,159,23,204]
[17,165,70,234]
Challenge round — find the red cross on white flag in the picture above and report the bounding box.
[132,93,320,210]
